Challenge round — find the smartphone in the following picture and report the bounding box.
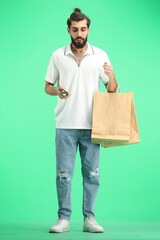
[60,88,69,96]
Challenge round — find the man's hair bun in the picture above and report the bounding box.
[74,8,82,13]
[67,8,91,28]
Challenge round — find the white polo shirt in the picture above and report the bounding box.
[45,41,111,129]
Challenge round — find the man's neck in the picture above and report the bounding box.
[71,42,88,55]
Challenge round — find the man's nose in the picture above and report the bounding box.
[76,30,83,36]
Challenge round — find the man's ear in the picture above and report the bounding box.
[67,27,70,34]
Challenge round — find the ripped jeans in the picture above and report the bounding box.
[55,129,100,220]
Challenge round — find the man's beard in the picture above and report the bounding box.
[71,35,88,49]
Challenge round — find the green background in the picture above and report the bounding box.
[0,0,160,233]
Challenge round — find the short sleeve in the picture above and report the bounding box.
[99,51,111,84]
[45,53,59,84]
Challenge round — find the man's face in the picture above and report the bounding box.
[67,19,90,49]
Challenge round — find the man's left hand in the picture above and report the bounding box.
[103,62,115,80]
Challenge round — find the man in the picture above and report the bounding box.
[45,8,117,233]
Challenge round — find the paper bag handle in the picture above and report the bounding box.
[117,82,120,93]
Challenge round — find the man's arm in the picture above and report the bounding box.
[104,77,118,93]
[45,82,59,95]
[103,62,118,92]
[45,82,71,99]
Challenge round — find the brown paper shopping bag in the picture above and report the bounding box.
[91,83,140,148]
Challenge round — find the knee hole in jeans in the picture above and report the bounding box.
[89,167,99,176]
[57,171,71,181]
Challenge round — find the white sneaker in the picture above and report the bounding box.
[49,218,70,233]
[83,217,104,233]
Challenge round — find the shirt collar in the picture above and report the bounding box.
[64,42,94,56]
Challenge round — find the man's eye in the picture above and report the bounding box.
[72,29,86,32]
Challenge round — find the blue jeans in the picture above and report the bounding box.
[55,129,100,220]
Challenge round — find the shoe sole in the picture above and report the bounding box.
[83,227,104,233]
[49,227,69,233]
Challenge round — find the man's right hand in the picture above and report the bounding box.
[57,86,71,99]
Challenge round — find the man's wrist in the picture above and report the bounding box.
[108,75,117,92]
[52,86,59,96]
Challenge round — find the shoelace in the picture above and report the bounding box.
[56,218,68,225]
[86,217,99,227]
